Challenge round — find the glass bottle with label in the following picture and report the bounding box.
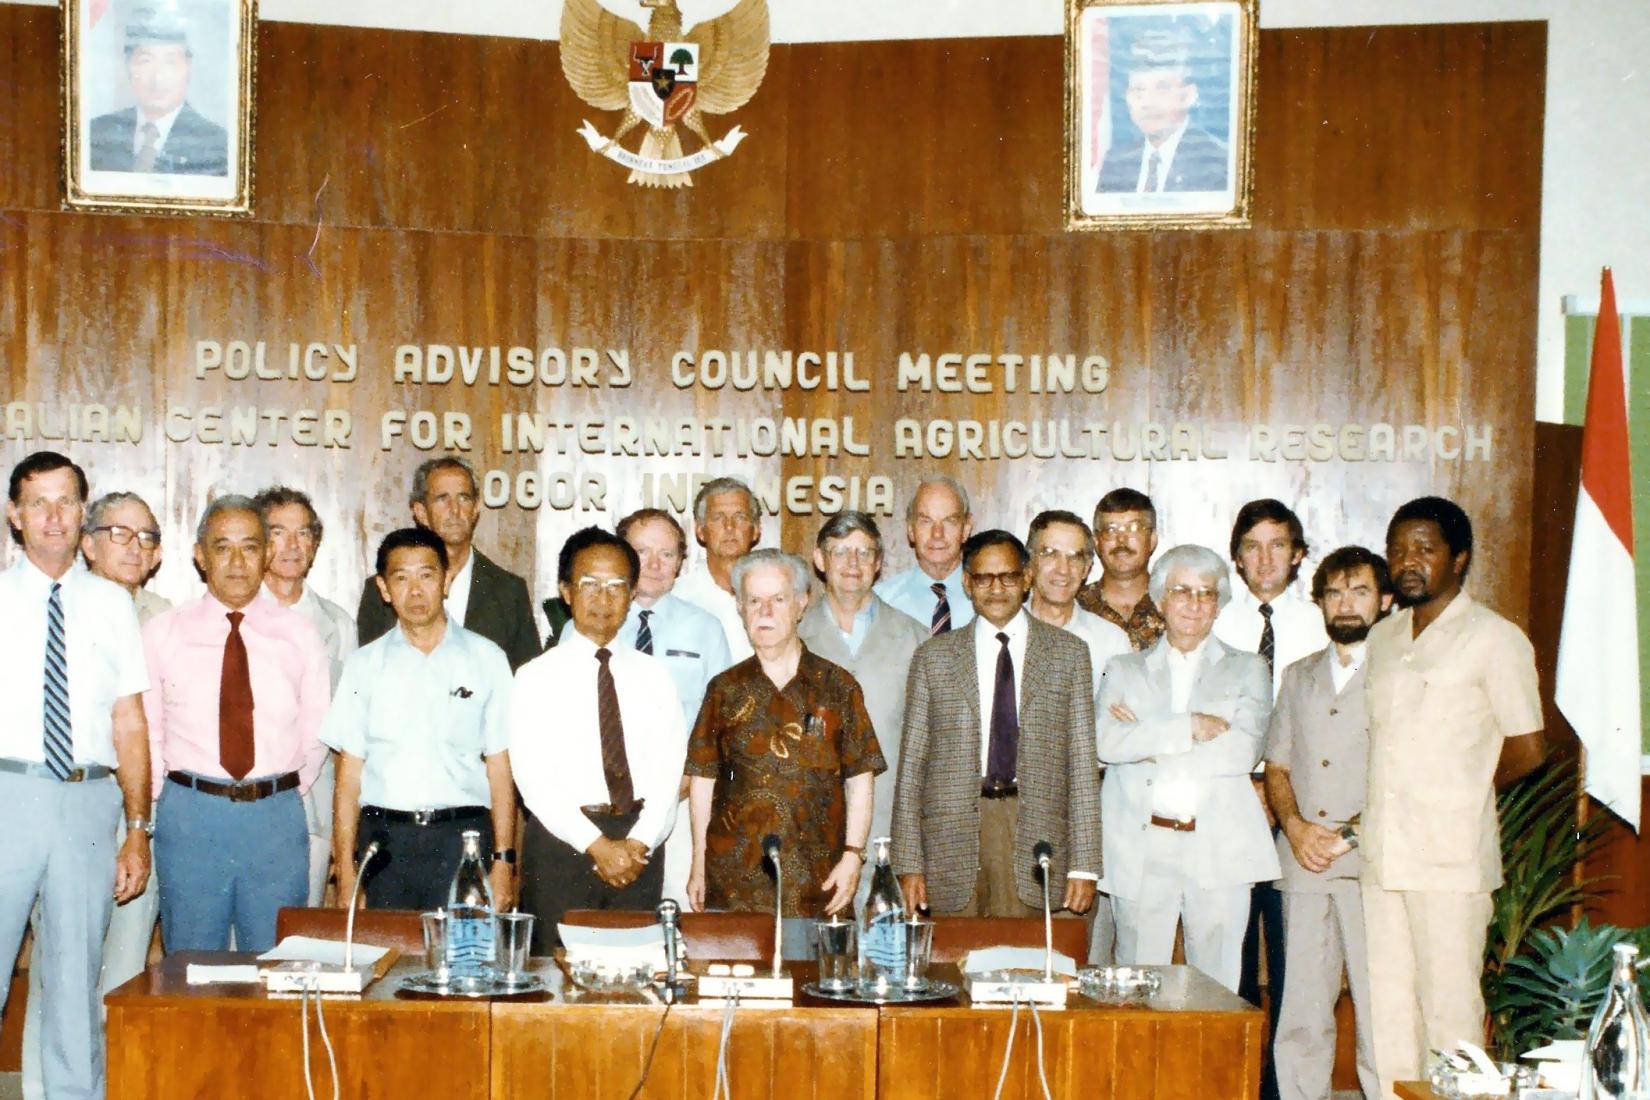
[1582,941,1650,1099]
[444,829,497,988]
[858,836,906,996]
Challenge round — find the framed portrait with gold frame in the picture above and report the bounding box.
[1065,0,1256,231]
[62,0,256,216]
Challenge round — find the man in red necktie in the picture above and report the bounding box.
[142,496,330,953]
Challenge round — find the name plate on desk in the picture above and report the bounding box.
[964,972,1069,1009]
[693,961,795,1002]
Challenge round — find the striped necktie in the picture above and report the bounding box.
[595,648,636,813]
[43,582,74,779]
[635,609,654,655]
[1258,602,1275,675]
[930,581,951,636]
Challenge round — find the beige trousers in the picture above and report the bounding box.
[1360,882,1492,1099]
[954,795,1039,918]
[1275,882,1379,1100]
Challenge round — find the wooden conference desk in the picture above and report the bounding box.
[106,954,1260,1100]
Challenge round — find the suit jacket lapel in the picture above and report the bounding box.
[952,625,981,725]
[467,549,494,635]
[1144,637,1172,702]
[1020,618,1053,727]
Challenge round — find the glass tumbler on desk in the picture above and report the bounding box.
[420,910,450,981]
[902,918,935,990]
[496,912,536,985]
[813,917,857,992]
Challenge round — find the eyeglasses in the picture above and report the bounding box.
[1098,521,1153,538]
[1164,584,1220,605]
[92,525,161,549]
[825,546,878,563]
[574,576,629,597]
[1033,547,1092,567]
[967,571,1026,590]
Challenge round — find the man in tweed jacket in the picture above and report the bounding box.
[891,530,1102,917]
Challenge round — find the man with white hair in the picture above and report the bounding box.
[1097,544,1277,992]
[674,477,760,662]
[875,476,975,635]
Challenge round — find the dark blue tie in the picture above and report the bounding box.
[636,609,654,655]
[985,632,1017,785]
[43,582,73,779]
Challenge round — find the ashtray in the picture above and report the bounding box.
[1077,965,1162,1002]
[565,958,657,993]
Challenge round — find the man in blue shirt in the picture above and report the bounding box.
[874,476,975,635]
[615,508,733,906]
[323,527,517,912]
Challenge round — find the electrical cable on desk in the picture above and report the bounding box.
[625,1000,674,1100]
[713,990,738,1100]
[299,983,340,1100]
[991,996,1022,1100]
[1029,1000,1052,1100]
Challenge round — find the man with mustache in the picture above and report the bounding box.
[1360,498,1545,1097]
[1077,488,1165,651]
[1264,547,1391,1100]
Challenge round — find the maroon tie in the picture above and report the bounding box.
[219,611,255,780]
[596,648,635,812]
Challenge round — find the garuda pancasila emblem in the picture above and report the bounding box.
[560,0,769,189]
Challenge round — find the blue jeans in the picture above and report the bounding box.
[155,776,307,954]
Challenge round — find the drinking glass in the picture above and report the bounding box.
[813,917,857,992]
[902,918,935,989]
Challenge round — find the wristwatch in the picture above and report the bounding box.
[126,817,155,838]
[1336,823,1359,850]
[491,848,517,866]
[843,844,866,861]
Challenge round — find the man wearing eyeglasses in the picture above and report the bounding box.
[1076,488,1166,651]
[674,477,760,663]
[82,492,170,626]
[613,508,732,909]
[509,527,687,952]
[255,487,357,907]
[798,511,928,901]
[1097,544,1277,993]
[1026,510,1131,697]
[892,530,1101,918]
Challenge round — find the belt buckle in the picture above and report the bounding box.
[63,768,86,784]
[413,808,435,826]
[228,782,259,803]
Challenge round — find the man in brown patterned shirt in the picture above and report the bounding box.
[1076,488,1166,651]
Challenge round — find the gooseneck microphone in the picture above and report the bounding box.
[657,899,683,1001]
[1032,840,1055,981]
[762,834,783,977]
[343,835,387,972]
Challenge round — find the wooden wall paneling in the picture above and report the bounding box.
[0,8,58,214]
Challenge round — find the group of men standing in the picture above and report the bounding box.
[0,446,1544,1100]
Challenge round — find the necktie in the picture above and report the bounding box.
[985,632,1018,785]
[930,581,952,636]
[134,122,159,173]
[42,582,73,780]
[219,611,256,780]
[595,648,636,812]
[1258,602,1275,676]
[635,610,654,655]
[1143,149,1161,193]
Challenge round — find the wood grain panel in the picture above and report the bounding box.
[490,1001,877,1099]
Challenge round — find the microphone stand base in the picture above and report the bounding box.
[263,960,374,996]
[965,974,1068,1008]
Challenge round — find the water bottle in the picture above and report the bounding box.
[445,829,496,986]
[858,836,906,995]
[1582,942,1650,1099]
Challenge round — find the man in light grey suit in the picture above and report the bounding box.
[892,530,1101,918]
[1265,547,1390,1100]
[1097,543,1278,992]
[797,512,927,901]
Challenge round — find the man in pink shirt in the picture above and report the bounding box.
[143,495,330,953]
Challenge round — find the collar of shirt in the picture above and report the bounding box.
[1330,642,1367,693]
[831,595,877,655]
[135,104,184,154]
[1164,636,1209,712]
[387,616,458,656]
[15,554,86,596]
[1137,117,1190,192]
[444,549,475,627]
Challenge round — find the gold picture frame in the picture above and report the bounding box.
[62,0,257,216]
[1065,0,1256,231]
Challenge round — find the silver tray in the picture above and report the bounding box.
[400,970,549,998]
[802,979,960,1005]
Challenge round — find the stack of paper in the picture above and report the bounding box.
[557,923,668,971]
[961,946,1078,977]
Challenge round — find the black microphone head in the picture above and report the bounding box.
[364,831,391,868]
[761,833,782,860]
[657,899,680,923]
[1032,840,1054,865]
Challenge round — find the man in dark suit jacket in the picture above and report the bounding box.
[1097,33,1229,195]
[892,530,1101,917]
[87,8,227,176]
[357,457,540,671]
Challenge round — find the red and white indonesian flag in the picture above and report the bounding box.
[1557,268,1641,829]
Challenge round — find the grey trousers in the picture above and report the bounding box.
[0,771,121,1100]
[1275,883,1380,1100]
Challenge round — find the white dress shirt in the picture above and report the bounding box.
[1329,642,1366,695]
[973,611,1028,776]
[1055,604,1132,697]
[444,550,476,628]
[321,621,512,811]
[1155,638,1210,821]
[0,558,148,768]
[673,567,754,662]
[276,582,358,694]
[875,564,974,632]
[614,591,734,727]
[131,105,183,158]
[508,626,688,855]
[1133,119,1189,193]
[1213,583,1327,703]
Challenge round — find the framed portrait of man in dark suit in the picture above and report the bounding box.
[64,0,255,215]
[1065,0,1255,230]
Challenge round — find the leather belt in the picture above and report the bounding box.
[0,757,113,783]
[980,782,1019,800]
[363,804,487,827]
[1150,814,1197,833]
[581,800,644,817]
[168,770,299,803]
